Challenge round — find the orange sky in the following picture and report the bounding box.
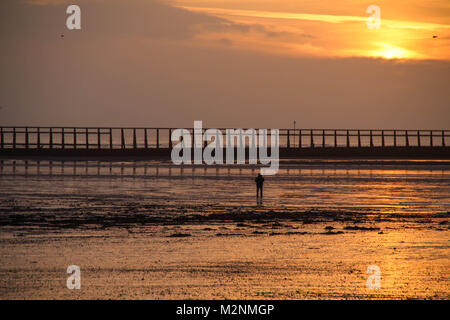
[171,0,450,60]
[1,0,449,128]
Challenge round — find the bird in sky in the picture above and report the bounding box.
[432,34,438,38]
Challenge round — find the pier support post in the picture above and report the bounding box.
[169,129,172,149]
[393,130,397,147]
[405,130,409,147]
[417,130,421,147]
[37,128,41,148]
[73,128,77,149]
[357,130,361,147]
[121,129,125,149]
[430,131,433,147]
[298,130,302,148]
[287,130,290,148]
[13,128,16,149]
[322,130,325,148]
[0,128,3,149]
[157,129,160,149]
[310,129,314,148]
[109,128,113,150]
[442,130,446,147]
[25,127,29,149]
[49,128,53,149]
[144,129,148,149]
[98,128,101,149]
[335,130,338,147]
[85,128,89,149]
[61,128,65,149]
[133,129,137,149]
[381,130,385,147]
[370,130,373,147]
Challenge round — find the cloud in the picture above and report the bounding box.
[218,38,233,46]
[172,4,450,60]
[24,0,67,5]
[0,0,244,41]
[1,0,297,42]
[0,0,449,129]
[180,6,450,31]
[210,21,312,39]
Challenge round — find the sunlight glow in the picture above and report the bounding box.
[370,44,418,60]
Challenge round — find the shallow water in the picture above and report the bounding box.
[0,159,449,299]
[0,159,449,215]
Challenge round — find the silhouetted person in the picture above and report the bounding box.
[255,173,264,198]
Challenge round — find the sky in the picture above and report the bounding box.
[0,0,449,129]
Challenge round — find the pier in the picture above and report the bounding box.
[0,127,449,159]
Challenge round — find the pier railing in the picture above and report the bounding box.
[0,127,449,150]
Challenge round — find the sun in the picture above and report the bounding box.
[370,44,416,60]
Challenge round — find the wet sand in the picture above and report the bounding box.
[0,160,449,299]
[1,215,448,299]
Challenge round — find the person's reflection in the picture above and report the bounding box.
[256,197,263,206]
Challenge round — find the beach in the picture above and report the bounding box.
[0,159,449,299]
